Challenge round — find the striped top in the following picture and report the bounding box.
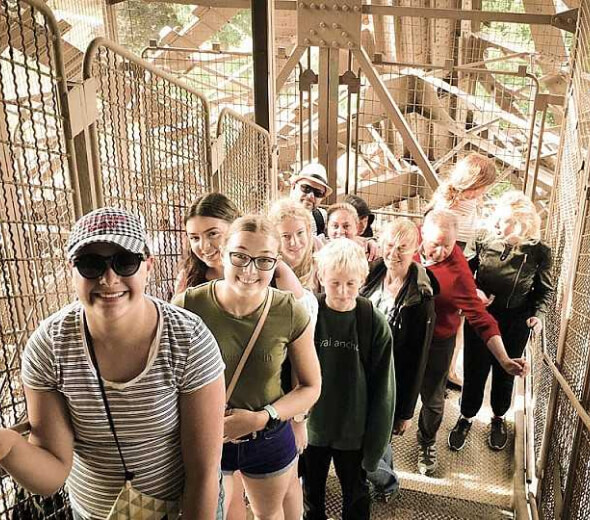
[450,198,479,244]
[21,297,224,520]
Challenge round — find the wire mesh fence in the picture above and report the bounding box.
[215,108,272,214]
[0,0,77,516]
[83,38,212,301]
[534,0,590,517]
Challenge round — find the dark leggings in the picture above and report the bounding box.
[461,306,531,418]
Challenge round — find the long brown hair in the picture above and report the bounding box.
[430,153,497,209]
[180,192,240,290]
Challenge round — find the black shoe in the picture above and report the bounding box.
[372,488,400,503]
[448,417,472,451]
[488,417,508,450]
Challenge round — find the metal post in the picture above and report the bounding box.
[252,0,271,131]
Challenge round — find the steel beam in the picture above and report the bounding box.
[352,46,439,189]
[147,1,576,30]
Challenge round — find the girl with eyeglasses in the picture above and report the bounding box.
[173,215,321,520]
[0,207,226,519]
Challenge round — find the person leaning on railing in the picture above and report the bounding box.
[0,207,226,520]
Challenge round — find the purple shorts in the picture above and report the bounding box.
[221,421,298,479]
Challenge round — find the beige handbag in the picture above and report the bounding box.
[85,320,180,520]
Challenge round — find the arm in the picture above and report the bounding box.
[362,312,395,472]
[529,244,554,320]
[486,335,529,376]
[394,300,435,422]
[0,387,73,495]
[275,260,304,298]
[180,375,225,519]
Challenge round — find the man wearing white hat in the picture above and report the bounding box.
[289,163,333,236]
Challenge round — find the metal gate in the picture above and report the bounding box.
[0,0,80,516]
[82,37,212,301]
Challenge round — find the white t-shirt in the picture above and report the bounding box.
[21,297,224,519]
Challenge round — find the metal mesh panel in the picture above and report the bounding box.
[216,108,272,214]
[84,39,211,301]
[0,0,76,515]
[539,389,579,519]
[46,0,106,80]
[567,427,590,520]
[143,47,254,129]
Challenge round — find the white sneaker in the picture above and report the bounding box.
[418,444,437,475]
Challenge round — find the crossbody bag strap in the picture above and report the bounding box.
[84,317,135,482]
[225,289,274,404]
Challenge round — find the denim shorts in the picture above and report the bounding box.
[221,421,298,479]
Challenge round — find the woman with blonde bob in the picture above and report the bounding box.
[173,215,321,520]
[448,191,553,453]
[360,218,438,500]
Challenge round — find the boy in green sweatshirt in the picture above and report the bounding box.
[303,239,395,520]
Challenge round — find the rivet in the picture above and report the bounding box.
[332,23,340,29]
[319,21,327,28]
[299,2,306,7]
[332,41,339,47]
[333,3,339,10]
[347,41,354,48]
[320,3,327,9]
[353,5,361,12]
[341,31,348,37]
[304,38,311,44]
[319,39,326,46]
[567,17,573,24]
[310,2,317,8]
[309,29,317,35]
[342,5,350,12]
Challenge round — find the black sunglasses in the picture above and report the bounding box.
[299,183,325,198]
[73,252,146,279]
[229,252,278,271]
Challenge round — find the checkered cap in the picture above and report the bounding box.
[67,207,150,260]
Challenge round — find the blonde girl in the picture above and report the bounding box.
[448,191,553,452]
[173,215,321,520]
[269,198,318,292]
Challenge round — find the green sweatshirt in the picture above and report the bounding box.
[307,296,396,472]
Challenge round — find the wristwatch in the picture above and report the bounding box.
[263,404,281,430]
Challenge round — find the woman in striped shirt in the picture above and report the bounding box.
[0,207,226,519]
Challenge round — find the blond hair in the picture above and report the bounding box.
[314,238,369,282]
[268,198,316,289]
[327,202,359,226]
[380,218,419,251]
[225,215,280,250]
[431,153,497,208]
[489,191,541,245]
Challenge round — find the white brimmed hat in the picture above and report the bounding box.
[67,207,150,260]
[291,163,333,197]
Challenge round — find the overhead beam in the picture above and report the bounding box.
[145,1,576,30]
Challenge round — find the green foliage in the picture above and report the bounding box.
[212,10,252,49]
[116,1,192,54]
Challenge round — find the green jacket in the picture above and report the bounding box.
[307,296,395,472]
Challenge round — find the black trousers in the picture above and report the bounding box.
[461,306,531,418]
[417,335,456,446]
[303,445,370,520]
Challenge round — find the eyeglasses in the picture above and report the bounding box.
[299,183,325,199]
[229,252,279,271]
[73,252,146,279]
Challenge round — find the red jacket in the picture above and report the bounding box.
[422,244,500,342]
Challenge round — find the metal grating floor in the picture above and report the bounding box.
[325,388,515,519]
